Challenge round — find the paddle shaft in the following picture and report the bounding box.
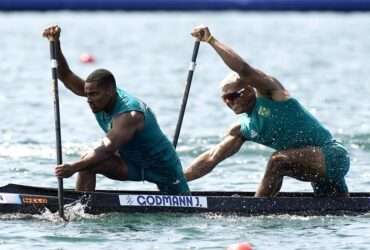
[173,40,201,148]
[49,40,65,219]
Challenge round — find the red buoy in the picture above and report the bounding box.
[79,53,95,64]
[227,242,253,250]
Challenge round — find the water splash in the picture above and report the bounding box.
[0,201,103,223]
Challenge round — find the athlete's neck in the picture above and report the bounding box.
[104,93,117,114]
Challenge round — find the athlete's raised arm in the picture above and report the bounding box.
[42,25,86,97]
[191,25,289,101]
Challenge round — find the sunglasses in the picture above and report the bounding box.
[222,88,246,102]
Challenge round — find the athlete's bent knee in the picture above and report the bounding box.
[267,152,290,174]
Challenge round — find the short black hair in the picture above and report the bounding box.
[85,69,116,89]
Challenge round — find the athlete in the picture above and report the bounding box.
[185,25,350,197]
[43,25,189,194]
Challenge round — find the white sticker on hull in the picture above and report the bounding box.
[119,194,208,208]
[0,193,22,204]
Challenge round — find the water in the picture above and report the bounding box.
[1,11,370,250]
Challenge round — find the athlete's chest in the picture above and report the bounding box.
[100,113,113,132]
[249,104,292,145]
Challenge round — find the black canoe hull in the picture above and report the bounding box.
[1,184,370,216]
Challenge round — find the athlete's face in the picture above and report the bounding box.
[85,82,114,113]
[221,84,256,114]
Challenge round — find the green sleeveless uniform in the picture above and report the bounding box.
[95,88,189,194]
[240,97,349,195]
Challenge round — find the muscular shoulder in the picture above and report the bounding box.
[240,67,290,101]
[112,111,145,131]
[227,123,244,139]
[259,88,290,101]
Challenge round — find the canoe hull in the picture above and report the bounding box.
[1,184,370,216]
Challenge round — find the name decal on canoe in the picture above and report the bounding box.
[22,196,48,205]
[119,195,208,208]
[0,193,22,204]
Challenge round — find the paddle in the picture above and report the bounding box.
[49,40,66,220]
[173,39,201,148]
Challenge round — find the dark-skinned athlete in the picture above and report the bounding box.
[43,25,189,194]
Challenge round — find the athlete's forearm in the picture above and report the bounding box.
[55,40,72,81]
[185,151,217,181]
[70,145,113,173]
[55,40,86,96]
[209,37,252,77]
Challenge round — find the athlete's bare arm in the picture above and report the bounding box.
[185,123,245,181]
[191,25,290,101]
[42,25,86,97]
[55,111,145,177]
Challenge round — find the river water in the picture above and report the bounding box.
[0,11,370,250]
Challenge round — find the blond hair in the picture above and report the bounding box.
[219,72,243,90]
